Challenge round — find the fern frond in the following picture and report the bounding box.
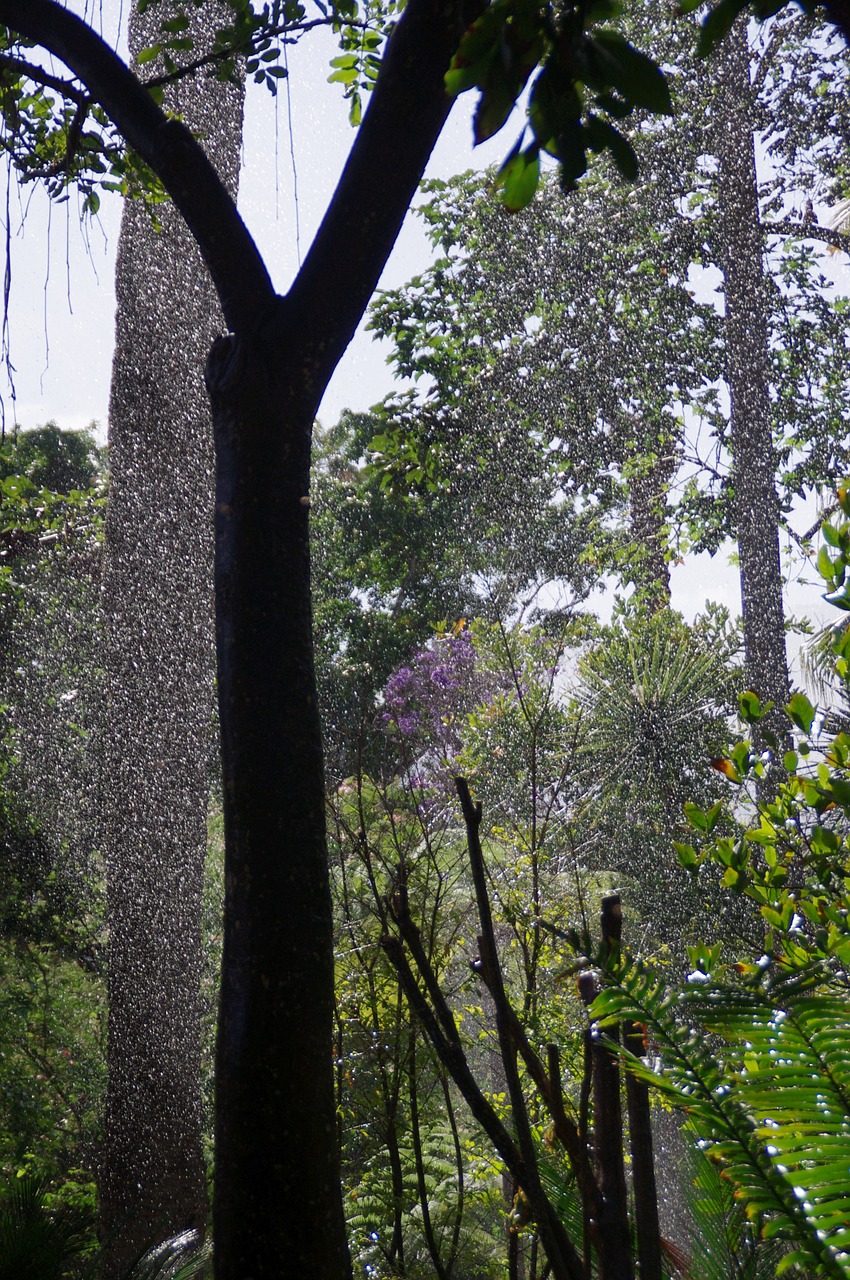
[590,952,850,1278]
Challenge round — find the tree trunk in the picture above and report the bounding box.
[99,7,243,1271]
[5,3,485,1276]
[206,324,350,1280]
[628,433,674,607]
[715,21,790,730]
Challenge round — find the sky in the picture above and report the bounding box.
[4,7,845,658]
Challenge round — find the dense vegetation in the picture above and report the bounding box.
[1,0,850,1277]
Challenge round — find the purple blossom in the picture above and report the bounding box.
[381,629,478,760]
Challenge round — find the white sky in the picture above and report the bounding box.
[4,10,843,662]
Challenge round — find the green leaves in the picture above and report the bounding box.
[786,691,815,736]
[493,142,540,211]
[683,799,723,834]
[590,948,850,1278]
[588,30,673,115]
[445,4,673,209]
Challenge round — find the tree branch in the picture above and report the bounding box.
[456,777,585,1280]
[380,931,527,1178]
[142,16,342,90]
[0,0,274,332]
[0,51,89,104]
[284,0,487,411]
[763,215,848,254]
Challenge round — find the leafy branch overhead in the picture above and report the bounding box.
[445,0,673,209]
[0,0,402,210]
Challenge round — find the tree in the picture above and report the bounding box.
[367,154,723,607]
[97,2,244,1268]
[368,5,850,728]
[1,4,494,1271]
[4,1,579,1271]
[589,506,850,1276]
[711,20,789,738]
[0,422,101,493]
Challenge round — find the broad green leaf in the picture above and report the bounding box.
[496,145,540,212]
[591,31,673,114]
[786,691,816,735]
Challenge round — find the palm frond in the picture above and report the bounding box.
[122,1230,210,1280]
[0,1175,95,1280]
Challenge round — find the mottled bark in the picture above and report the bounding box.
[715,22,790,728]
[99,7,243,1271]
[628,440,674,607]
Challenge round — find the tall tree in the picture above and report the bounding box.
[367,155,723,604]
[713,20,790,729]
[0,2,845,1275]
[98,3,244,1271]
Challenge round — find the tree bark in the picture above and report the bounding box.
[205,322,351,1279]
[99,7,244,1272]
[715,21,790,731]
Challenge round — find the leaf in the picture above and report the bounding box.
[696,0,748,58]
[473,78,517,145]
[161,13,191,33]
[710,757,742,784]
[601,123,638,180]
[136,43,162,65]
[817,544,841,582]
[675,840,698,869]
[738,689,765,722]
[496,144,540,212]
[591,31,673,115]
[786,691,816,735]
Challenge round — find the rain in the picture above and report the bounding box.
[1,2,850,1278]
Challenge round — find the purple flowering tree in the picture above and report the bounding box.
[382,626,480,772]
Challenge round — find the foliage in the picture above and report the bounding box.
[0,0,685,219]
[0,425,105,1206]
[0,424,102,495]
[683,0,850,57]
[330,771,504,1278]
[367,147,723,596]
[0,2,406,211]
[0,1174,95,1280]
[310,412,526,776]
[367,8,850,593]
[119,1230,210,1280]
[444,0,672,206]
[582,494,850,1277]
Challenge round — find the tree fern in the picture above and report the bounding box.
[591,955,850,1278]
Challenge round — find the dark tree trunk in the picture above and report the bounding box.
[99,6,243,1271]
[715,22,790,729]
[205,322,351,1280]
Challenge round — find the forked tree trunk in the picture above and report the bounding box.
[7,2,486,1275]
[99,6,243,1271]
